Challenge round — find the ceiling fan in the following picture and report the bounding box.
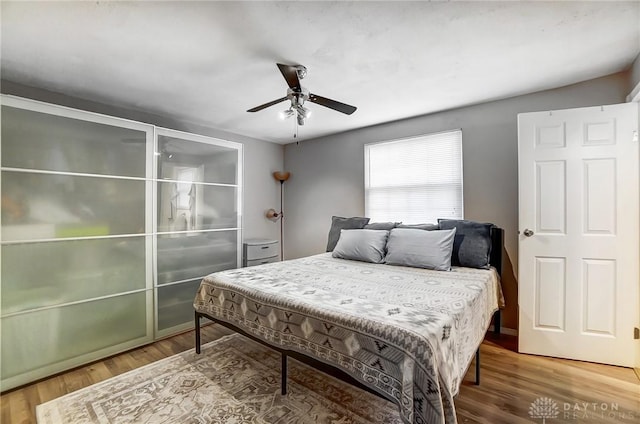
[247,63,357,126]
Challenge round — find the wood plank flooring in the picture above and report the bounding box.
[2,326,638,424]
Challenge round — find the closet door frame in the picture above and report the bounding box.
[0,95,155,390]
[153,127,243,338]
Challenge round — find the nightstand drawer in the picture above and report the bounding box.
[245,256,279,267]
[245,241,279,260]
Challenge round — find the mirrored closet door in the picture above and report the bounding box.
[154,128,242,337]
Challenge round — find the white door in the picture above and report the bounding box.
[518,103,639,367]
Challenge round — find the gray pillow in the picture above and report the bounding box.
[396,223,439,230]
[438,219,494,269]
[364,222,400,230]
[332,229,389,263]
[326,216,370,252]
[384,228,457,271]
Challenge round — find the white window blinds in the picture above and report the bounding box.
[364,130,463,224]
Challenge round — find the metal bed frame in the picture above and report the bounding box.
[195,227,504,398]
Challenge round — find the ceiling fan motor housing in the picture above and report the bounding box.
[287,87,309,105]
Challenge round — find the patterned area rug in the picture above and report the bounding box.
[36,334,403,423]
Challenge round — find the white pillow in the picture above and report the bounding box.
[384,228,457,271]
[331,229,389,264]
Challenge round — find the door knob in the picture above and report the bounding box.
[523,229,534,237]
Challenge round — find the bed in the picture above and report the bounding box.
[194,224,504,424]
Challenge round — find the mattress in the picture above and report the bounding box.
[194,253,501,424]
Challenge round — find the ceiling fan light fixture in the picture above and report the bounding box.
[279,108,295,120]
[295,65,307,80]
[296,105,311,119]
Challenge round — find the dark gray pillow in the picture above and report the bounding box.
[364,222,400,230]
[332,229,389,263]
[326,216,370,252]
[396,223,439,230]
[438,219,494,269]
[384,228,456,271]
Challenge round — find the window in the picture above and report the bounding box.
[364,130,463,224]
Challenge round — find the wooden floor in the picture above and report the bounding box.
[2,326,638,424]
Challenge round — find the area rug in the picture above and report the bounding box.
[36,333,403,423]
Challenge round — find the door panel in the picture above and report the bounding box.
[535,160,566,234]
[583,159,616,234]
[518,103,639,367]
[535,122,566,148]
[534,257,566,330]
[582,259,615,335]
[583,119,615,145]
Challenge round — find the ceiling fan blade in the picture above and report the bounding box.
[309,94,357,115]
[277,63,301,91]
[247,96,288,113]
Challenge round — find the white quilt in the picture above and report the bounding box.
[194,253,501,424]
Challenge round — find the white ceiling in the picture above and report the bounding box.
[1,1,639,145]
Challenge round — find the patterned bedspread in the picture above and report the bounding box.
[193,253,501,424]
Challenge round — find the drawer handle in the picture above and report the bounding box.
[261,246,270,249]
[260,261,269,264]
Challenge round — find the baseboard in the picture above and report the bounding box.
[492,325,518,336]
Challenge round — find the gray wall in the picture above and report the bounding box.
[283,71,630,330]
[630,53,640,92]
[1,80,284,243]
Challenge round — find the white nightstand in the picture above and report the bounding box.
[243,238,279,267]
